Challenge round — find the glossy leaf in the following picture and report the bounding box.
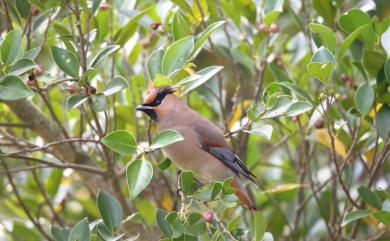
[355,82,374,116]
[357,186,382,210]
[192,21,225,57]
[373,211,390,227]
[172,12,191,40]
[375,105,390,140]
[180,171,197,195]
[341,210,371,227]
[363,50,386,77]
[162,36,194,76]
[103,76,129,96]
[182,212,206,236]
[180,66,223,96]
[310,23,337,53]
[287,101,313,116]
[51,226,70,241]
[68,218,90,241]
[126,159,153,199]
[245,123,273,140]
[8,58,38,76]
[102,130,137,155]
[66,95,88,111]
[149,129,184,150]
[0,75,34,101]
[147,48,165,80]
[1,29,22,64]
[91,93,108,112]
[89,45,120,68]
[156,208,173,237]
[337,24,372,62]
[338,9,374,46]
[97,190,123,233]
[385,59,390,84]
[51,46,80,78]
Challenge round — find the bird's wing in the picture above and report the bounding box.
[191,116,257,183]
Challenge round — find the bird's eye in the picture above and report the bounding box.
[154,99,161,105]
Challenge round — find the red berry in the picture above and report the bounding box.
[68,85,78,94]
[150,22,161,30]
[314,119,324,129]
[27,80,35,87]
[340,74,350,83]
[31,8,40,16]
[270,23,279,33]
[34,66,43,75]
[203,211,213,223]
[99,1,110,11]
[258,23,268,33]
[89,86,97,95]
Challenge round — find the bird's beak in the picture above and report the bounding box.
[136,104,154,111]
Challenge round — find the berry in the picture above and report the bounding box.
[314,119,324,129]
[68,85,78,94]
[150,22,161,30]
[99,1,110,11]
[270,23,279,33]
[28,74,35,81]
[34,66,43,75]
[27,80,35,87]
[258,23,268,33]
[31,8,40,16]
[340,74,349,83]
[203,211,213,223]
[89,86,97,95]
[140,38,150,48]
[292,116,299,123]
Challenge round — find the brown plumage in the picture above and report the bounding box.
[136,86,257,210]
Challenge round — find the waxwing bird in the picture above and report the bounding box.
[136,86,257,210]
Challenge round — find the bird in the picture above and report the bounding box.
[136,86,257,211]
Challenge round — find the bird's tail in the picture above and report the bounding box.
[231,178,257,211]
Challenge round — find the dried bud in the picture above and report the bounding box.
[340,74,349,83]
[89,86,97,95]
[150,22,161,30]
[68,84,78,94]
[292,116,299,123]
[203,211,213,223]
[27,80,35,87]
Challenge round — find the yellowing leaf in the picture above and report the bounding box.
[263,183,309,194]
[316,129,347,158]
[227,100,251,129]
[160,192,174,211]
[369,103,383,118]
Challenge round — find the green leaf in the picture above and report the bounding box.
[253,212,266,241]
[154,74,172,87]
[68,218,91,241]
[149,129,184,150]
[51,226,69,241]
[102,130,137,155]
[16,0,31,18]
[89,45,120,68]
[307,62,333,83]
[363,50,387,77]
[263,0,284,25]
[385,59,390,84]
[375,105,390,140]
[23,47,40,60]
[1,29,22,64]
[247,103,264,122]
[0,75,34,101]
[115,7,153,46]
[182,212,206,236]
[355,82,374,116]
[66,95,88,111]
[172,12,192,41]
[310,23,337,53]
[91,93,108,112]
[244,123,273,140]
[103,76,129,96]
[158,158,172,171]
[277,82,315,105]
[51,46,80,78]
[97,190,123,233]
[287,101,313,116]
[341,210,371,227]
[126,159,153,199]
[180,66,224,96]
[337,24,372,62]
[165,211,184,238]
[9,58,38,76]
[162,36,194,76]
[357,186,382,210]
[92,0,102,15]
[192,21,225,57]
[181,171,197,195]
[262,96,293,119]
[156,208,174,238]
[147,48,165,80]
[338,9,374,46]
[312,0,336,26]
[373,211,390,227]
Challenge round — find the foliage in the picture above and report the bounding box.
[0,0,390,241]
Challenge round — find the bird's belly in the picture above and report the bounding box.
[159,128,232,182]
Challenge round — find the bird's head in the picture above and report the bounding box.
[136,86,178,122]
